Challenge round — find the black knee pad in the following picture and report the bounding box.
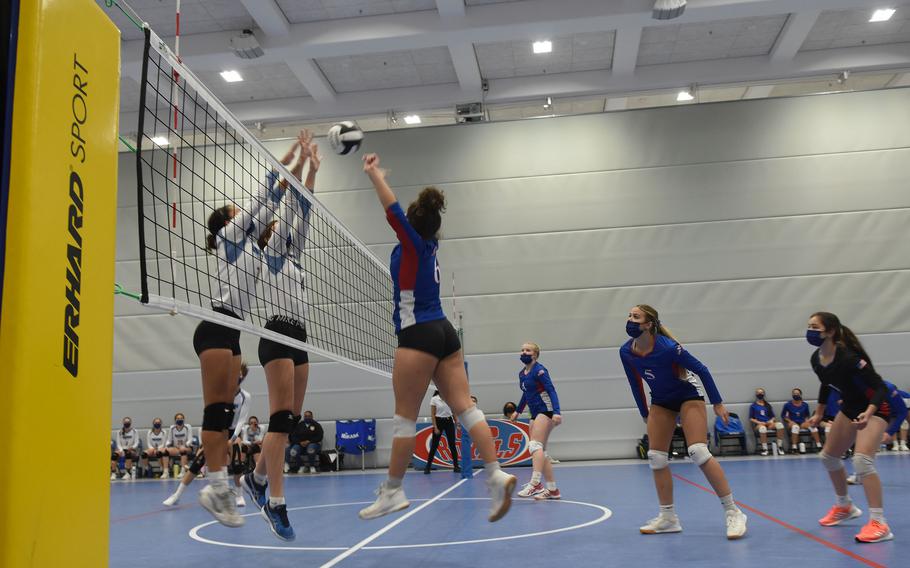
[188,451,206,475]
[202,402,235,432]
[268,410,296,434]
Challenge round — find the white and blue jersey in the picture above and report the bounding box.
[230,388,252,441]
[883,381,909,436]
[782,401,811,424]
[515,362,561,417]
[211,171,284,317]
[260,185,311,321]
[620,335,722,418]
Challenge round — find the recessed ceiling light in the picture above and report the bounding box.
[403,114,421,125]
[869,8,896,22]
[676,88,694,102]
[220,70,244,82]
[151,136,170,146]
[532,40,552,54]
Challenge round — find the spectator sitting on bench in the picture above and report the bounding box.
[142,418,170,478]
[166,413,194,476]
[748,388,785,456]
[240,416,264,468]
[287,410,324,473]
[113,417,140,480]
[782,388,821,453]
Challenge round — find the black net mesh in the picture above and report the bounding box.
[135,29,394,376]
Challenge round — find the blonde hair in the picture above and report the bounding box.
[636,304,679,343]
[522,342,541,357]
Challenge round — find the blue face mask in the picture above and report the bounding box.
[520,353,533,364]
[792,394,802,401]
[806,330,824,347]
[153,423,162,429]
[626,320,644,338]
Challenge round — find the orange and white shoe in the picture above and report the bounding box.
[534,488,561,500]
[819,504,863,526]
[855,519,893,543]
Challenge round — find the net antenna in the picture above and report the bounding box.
[135,27,395,378]
[451,272,464,350]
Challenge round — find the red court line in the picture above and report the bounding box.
[671,473,886,568]
[111,503,195,524]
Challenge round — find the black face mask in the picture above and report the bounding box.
[756,394,765,400]
[175,420,185,427]
[792,394,802,401]
[153,423,162,429]
[123,422,131,429]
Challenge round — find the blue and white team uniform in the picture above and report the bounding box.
[748,402,777,424]
[258,184,312,367]
[515,363,561,419]
[620,335,722,417]
[782,401,812,425]
[384,202,458,359]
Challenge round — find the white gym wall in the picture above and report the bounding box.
[112,87,910,463]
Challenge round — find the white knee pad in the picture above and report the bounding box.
[528,440,544,456]
[852,453,876,480]
[808,427,818,433]
[391,414,416,438]
[774,422,784,430]
[901,421,909,431]
[819,451,844,472]
[458,405,485,431]
[687,443,712,466]
[825,426,831,434]
[757,425,768,434]
[791,425,801,434]
[647,450,669,470]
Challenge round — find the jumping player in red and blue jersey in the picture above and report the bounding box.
[804,312,893,543]
[358,153,516,524]
[509,342,562,500]
[619,305,747,539]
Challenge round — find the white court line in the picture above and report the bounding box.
[320,478,467,568]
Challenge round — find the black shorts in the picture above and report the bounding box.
[193,307,242,356]
[652,396,705,414]
[259,316,309,366]
[531,411,555,420]
[397,319,461,360]
[840,404,890,422]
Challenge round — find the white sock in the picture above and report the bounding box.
[546,481,557,491]
[659,503,675,517]
[835,494,851,507]
[385,476,403,489]
[761,443,768,450]
[869,508,886,523]
[719,493,738,512]
[253,471,268,485]
[530,471,542,485]
[173,483,187,498]
[483,461,502,477]
[208,468,228,488]
[269,496,285,508]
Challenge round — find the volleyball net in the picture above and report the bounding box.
[135,28,395,377]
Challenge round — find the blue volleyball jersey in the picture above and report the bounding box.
[884,381,909,436]
[385,202,446,333]
[515,362,561,415]
[748,402,775,422]
[782,401,811,424]
[619,335,722,418]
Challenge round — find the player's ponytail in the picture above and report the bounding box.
[205,205,233,252]
[406,186,445,239]
[636,304,680,343]
[812,311,876,371]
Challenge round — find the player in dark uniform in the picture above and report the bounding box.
[804,312,893,543]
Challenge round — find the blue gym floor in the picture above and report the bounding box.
[110,454,908,567]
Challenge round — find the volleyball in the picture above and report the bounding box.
[327,121,364,155]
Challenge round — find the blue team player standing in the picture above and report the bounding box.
[619,304,747,539]
[509,342,562,500]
